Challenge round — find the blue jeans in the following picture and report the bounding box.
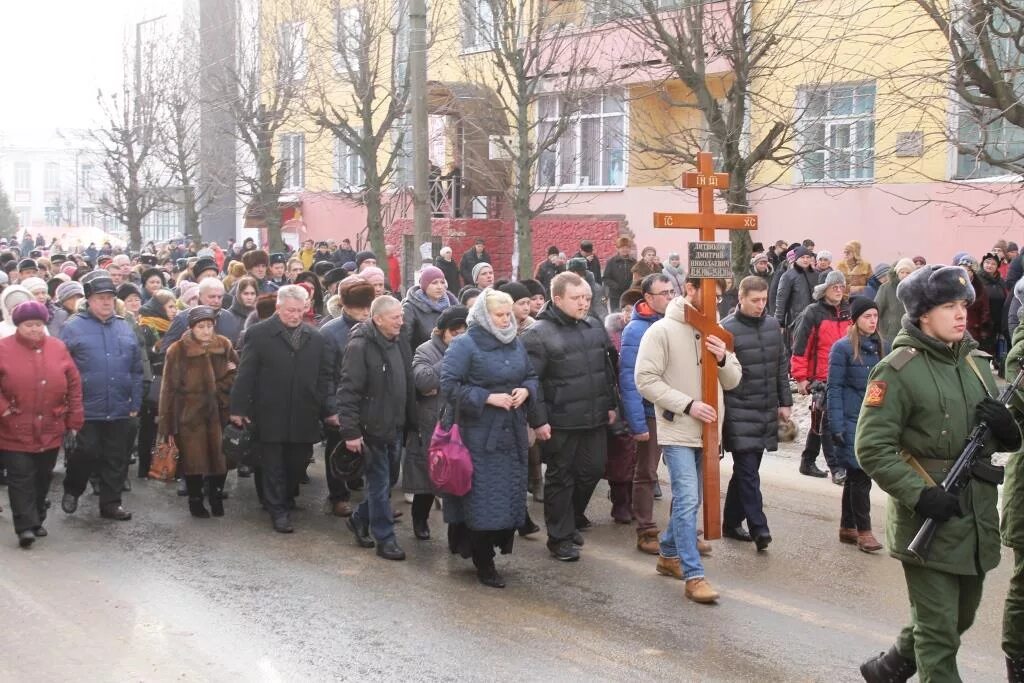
[352,439,399,543]
[659,445,704,581]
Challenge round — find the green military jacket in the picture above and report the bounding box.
[1002,320,1024,550]
[856,320,1009,575]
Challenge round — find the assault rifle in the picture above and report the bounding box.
[907,366,1024,561]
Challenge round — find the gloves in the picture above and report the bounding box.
[914,486,963,522]
[832,432,847,448]
[977,396,1021,447]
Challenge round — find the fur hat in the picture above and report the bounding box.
[116,283,142,301]
[619,288,644,309]
[242,250,269,270]
[778,418,799,443]
[255,293,277,320]
[355,250,377,270]
[313,261,334,277]
[192,257,218,280]
[897,265,976,322]
[323,268,348,289]
[521,279,545,298]
[813,269,846,301]
[499,281,531,302]
[339,277,375,308]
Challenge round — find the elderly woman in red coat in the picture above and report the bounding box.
[0,301,84,548]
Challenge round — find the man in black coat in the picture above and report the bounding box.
[573,240,602,285]
[337,295,416,561]
[458,239,491,288]
[720,276,792,551]
[774,247,817,350]
[332,238,357,268]
[521,271,617,562]
[434,246,461,292]
[603,237,637,312]
[535,246,564,296]
[229,285,334,533]
[160,279,243,350]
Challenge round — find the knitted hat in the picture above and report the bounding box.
[339,277,375,308]
[355,250,377,269]
[360,266,385,285]
[521,279,545,298]
[20,277,47,293]
[567,257,589,273]
[17,258,37,272]
[117,283,142,301]
[60,262,77,277]
[178,280,200,304]
[1010,242,1020,253]
[241,250,269,270]
[850,296,878,323]
[956,255,979,272]
[873,262,891,279]
[187,305,218,328]
[11,301,48,325]
[816,250,833,261]
[897,265,976,322]
[435,305,469,331]
[342,261,357,272]
[893,258,916,277]
[813,269,846,301]
[499,281,531,302]
[793,246,811,260]
[471,262,493,283]
[56,281,84,304]
[419,265,445,291]
[751,252,769,266]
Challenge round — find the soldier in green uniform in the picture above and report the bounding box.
[1003,317,1024,681]
[856,264,1021,683]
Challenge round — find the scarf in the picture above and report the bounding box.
[467,287,518,345]
[139,315,171,334]
[414,287,451,313]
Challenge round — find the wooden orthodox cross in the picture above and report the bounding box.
[653,151,758,541]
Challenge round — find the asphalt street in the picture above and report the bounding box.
[0,443,1011,682]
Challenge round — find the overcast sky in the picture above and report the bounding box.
[0,0,184,139]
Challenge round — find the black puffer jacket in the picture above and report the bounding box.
[336,320,416,444]
[720,309,793,453]
[520,301,615,430]
[774,263,817,330]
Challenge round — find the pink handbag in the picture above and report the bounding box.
[428,422,474,496]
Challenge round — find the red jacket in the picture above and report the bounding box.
[388,254,402,293]
[790,300,852,383]
[0,333,84,453]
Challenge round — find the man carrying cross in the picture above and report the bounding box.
[635,276,741,603]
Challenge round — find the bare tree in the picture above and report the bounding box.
[303,0,420,276]
[456,0,605,277]
[606,0,857,276]
[0,183,18,237]
[91,41,168,251]
[210,0,307,252]
[157,17,223,243]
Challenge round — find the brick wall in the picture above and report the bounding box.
[388,214,631,281]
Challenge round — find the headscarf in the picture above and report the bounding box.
[467,287,517,345]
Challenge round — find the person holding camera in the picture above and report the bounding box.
[790,270,851,484]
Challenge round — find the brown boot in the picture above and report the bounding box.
[697,539,712,556]
[636,529,660,555]
[839,527,858,545]
[685,577,720,604]
[332,501,353,517]
[857,531,883,553]
[656,555,682,580]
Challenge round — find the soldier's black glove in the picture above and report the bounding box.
[977,397,1021,449]
[832,432,846,448]
[914,486,962,522]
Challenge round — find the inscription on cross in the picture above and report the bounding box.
[653,151,758,541]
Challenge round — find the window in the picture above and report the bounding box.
[797,82,876,182]
[14,163,30,191]
[462,0,495,51]
[335,138,365,190]
[45,206,60,226]
[278,22,307,82]
[81,208,95,226]
[44,162,60,192]
[589,0,685,25]
[81,163,93,193]
[335,6,362,72]
[280,134,305,190]
[538,89,626,188]
[142,205,182,242]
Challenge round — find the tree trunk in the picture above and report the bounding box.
[183,185,201,243]
[514,108,533,280]
[264,203,284,253]
[726,178,753,283]
[365,182,387,282]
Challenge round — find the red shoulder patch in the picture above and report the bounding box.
[864,381,887,407]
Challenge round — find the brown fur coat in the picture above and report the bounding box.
[158,331,238,475]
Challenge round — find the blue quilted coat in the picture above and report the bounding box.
[440,325,539,531]
[826,334,888,470]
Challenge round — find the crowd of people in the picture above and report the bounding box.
[0,229,1022,681]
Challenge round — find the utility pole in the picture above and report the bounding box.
[408,0,432,269]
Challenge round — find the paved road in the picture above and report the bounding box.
[0,446,1010,682]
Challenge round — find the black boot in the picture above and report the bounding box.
[208,490,224,517]
[860,645,916,683]
[518,510,540,537]
[799,457,827,478]
[189,497,210,518]
[185,476,209,518]
[1009,655,1024,683]
[413,518,431,540]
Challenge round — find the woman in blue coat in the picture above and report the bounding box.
[827,297,889,553]
[440,288,542,588]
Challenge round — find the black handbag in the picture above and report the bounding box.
[222,422,254,467]
[328,439,365,480]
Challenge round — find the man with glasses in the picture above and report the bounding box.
[620,274,679,555]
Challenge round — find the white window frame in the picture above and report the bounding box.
[14,162,30,191]
[461,0,496,52]
[335,138,366,191]
[280,133,306,191]
[334,6,362,74]
[44,162,60,192]
[795,82,876,184]
[589,0,685,25]
[537,89,628,191]
[278,21,307,83]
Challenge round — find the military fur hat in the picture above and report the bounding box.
[242,250,269,270]
[896,264,976,322]
[339,277,375,309]
[812,269,846,301]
